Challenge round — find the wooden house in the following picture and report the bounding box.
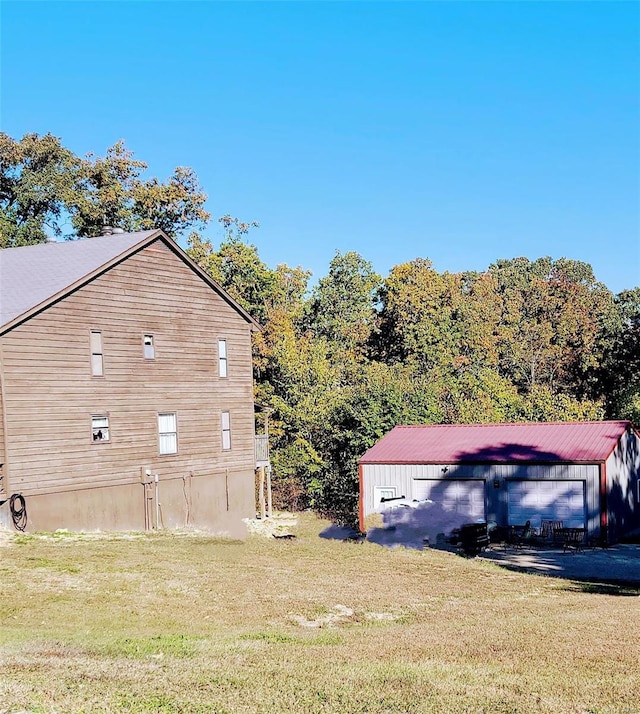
[359,421,640,545]
[0,229,261,536]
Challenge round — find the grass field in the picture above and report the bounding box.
[1,513,638,714]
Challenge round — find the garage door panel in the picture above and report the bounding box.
[412,479,486,524]
[507,480,585,529]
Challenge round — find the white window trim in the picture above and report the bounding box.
[374,486,398,509]
[158,412,178,455]
[143,334,155,360]
[218,339,228,378]
[91,414,110,444]
[221,410,231,450]
[90,330,104,377]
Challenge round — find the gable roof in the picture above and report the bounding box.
[0,230,260,334]
[358,421,634,465]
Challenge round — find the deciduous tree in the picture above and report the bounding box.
[0,133,80,247]
[0,132,210,246]
[304,250,381,361]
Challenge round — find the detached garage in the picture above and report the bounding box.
[358,421,640,545]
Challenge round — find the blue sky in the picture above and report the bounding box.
[1,1,639,292]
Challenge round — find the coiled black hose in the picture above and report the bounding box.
[9,493,27,531]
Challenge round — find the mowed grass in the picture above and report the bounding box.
[0,514,638,714]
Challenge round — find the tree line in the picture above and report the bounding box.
[2,133,638,525]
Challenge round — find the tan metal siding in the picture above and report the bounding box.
[0,240,256,531]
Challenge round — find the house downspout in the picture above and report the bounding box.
[599,461,608,546]
[358,463,365,534]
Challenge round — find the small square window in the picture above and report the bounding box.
[374,486,398,508]
[218,339,228,378]
[158,412,178,455]
[90,330,103,376]
[221,411,231,450]
[92,415,110,443]
[143,334,155,359]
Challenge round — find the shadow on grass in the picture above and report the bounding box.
[560,581,640,596]
[490,559,640,594]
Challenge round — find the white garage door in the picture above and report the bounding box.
[507,480,585,529]
[412,479,486,526]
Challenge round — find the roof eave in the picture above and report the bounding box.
[358,458,607,467]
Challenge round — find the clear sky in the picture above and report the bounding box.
[1,1,639,293]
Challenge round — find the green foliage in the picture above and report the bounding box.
[439,369,523,424]
[270,436,323,511]
[188,218,310,324]
[70,141,210,238]
[311,363,443,525]
[487,257,615,395]
[0,132,80,246]
[597,288,640,422]
[376,259,461,372]
[516,384,605,422]
[305,250,381,360]
[0,132,210,246]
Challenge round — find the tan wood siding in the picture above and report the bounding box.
[0,239,257,530]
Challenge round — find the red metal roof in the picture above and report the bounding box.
[359,421,632,465]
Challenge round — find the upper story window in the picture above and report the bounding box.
[90,330,104,376]
[143,334,155,359]
[218,339,228,378]
[221,411,231,450]
[158,412,178,455]
[91,415,110,443]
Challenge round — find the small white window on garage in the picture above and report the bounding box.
[221,411,231,450]
[374,486,398,508]
[158,412,178,455]
[91,415,110,443]
[90,330,104,376]
[218,339,228,378]
[143,334,155,359]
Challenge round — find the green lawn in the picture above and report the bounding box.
[0,514,637,714]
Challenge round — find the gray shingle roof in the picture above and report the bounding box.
[0,230,161,330]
